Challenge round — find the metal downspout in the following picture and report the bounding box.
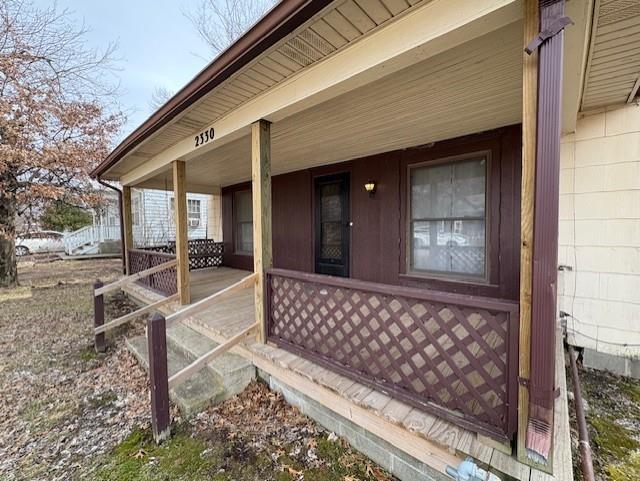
[97,178,126,274]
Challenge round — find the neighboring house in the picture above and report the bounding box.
[129,188,214,246]
[64,188,221,255]
[87,1,640,480]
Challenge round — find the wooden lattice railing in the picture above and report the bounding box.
[129,249,177,296]
[265,268,519,440]
[142,239,223,271]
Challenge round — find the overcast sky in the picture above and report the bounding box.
[33,0,213,141]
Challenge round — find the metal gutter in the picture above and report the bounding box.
[91,0,335,180]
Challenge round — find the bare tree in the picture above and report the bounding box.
[185,0,277,55]
[0,0,124,287]
[148,85,174,111]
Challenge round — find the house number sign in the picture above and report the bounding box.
[194,128,215,147]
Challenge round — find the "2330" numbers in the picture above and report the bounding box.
[194,128,215,147]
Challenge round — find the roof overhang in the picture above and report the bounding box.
[91,0,334,179]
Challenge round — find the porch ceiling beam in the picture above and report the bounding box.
[135,175,222,195]
[119,0,521,187]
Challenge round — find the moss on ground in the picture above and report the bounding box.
[94,428,393,481]
[590,416,638,459]
[95,428,221,481]
[575,365,640,481]
[607,451,640,481]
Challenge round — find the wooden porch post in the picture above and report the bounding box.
[122,186,134,274]
[251,119,272,343]
[517,0,538,465]
[173,160,190,305]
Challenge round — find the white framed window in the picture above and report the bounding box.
[408,154,488,279]
[187,199,201,228]
[234,190,253,254]
[169,197,202,229]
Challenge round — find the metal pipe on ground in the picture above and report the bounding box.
[568,346,595,481]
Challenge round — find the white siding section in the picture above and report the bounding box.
[132,189,211,246]
[559,104,640,358]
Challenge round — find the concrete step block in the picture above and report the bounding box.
[126,335,226,417]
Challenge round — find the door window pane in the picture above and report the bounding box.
[409,157,487,278]
[319,183,342,261]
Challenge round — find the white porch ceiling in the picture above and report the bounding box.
[114,0,431,179]
[581,0,640,111]
[139,21,523,191]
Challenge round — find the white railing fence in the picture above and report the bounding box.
[64,225,121,254]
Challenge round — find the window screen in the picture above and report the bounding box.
[409,156,487,278]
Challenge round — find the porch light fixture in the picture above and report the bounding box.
[364,181,377,197]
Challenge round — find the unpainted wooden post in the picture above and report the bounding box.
[93,280,106,353]
[251,119,272,343]
[517,0,539,465]
[147,313,170,443]
[172,160,190,305]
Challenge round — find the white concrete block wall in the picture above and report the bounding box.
[559,103,640,359]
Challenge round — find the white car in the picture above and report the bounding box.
[15,230,65,256]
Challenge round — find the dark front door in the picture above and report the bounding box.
[315,173,350,277]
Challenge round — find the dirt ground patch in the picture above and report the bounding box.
[0,259,396,481]
[569,359,640,481]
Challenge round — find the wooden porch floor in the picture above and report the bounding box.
[122,267,570,481]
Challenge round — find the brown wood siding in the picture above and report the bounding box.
[272,170,314,271]
[222,125,521,299]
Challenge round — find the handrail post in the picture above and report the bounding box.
[148,313,170,443]
[93,280,106,353]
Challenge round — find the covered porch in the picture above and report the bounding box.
[90,0,591,479]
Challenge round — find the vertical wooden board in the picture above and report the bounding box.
[252,119,272,343]
[518,0,538,464]
[173,160,190,305]
[147,314,171,443]
[122,186,134,274]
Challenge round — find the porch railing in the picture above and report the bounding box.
[129,249,177,296]
[265,268,519,440]
[141,239,223,271]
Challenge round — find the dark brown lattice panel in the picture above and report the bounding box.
[186,239,223,270]
[266,269,519,440]
[143,240,223,271]
[128,249,177,296]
